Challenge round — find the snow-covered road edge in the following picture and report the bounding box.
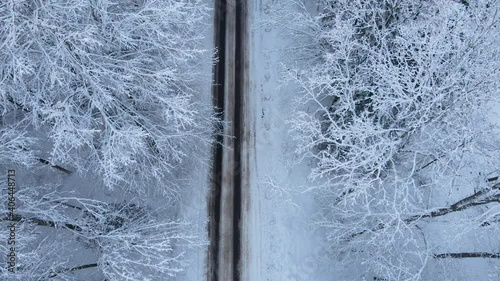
[241,1,337,280]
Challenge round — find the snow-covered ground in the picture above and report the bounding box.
[176,1,215,280]
[241,1,336,280]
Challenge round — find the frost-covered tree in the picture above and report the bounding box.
[0,184,201,280]
[0,125,35,167]
[282,0,500,279]
[289,0,499,188]
[0,0,215,194]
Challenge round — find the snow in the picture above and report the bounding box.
[241,1,336,280]
[2,0,499,280]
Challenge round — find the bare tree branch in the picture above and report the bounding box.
[434,252,500,259]
[48,263,99,278]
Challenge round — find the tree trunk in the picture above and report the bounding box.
[344,183,500,242]
[434,252,500,259]
[3,214,82,232]
[48,263,99,278]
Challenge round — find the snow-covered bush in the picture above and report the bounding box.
[0,0,215,194]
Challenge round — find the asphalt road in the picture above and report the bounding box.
[208,1,248,281]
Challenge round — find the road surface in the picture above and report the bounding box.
[208,1,249,281]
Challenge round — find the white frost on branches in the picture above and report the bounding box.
[1,184,203,280]
[0,0,215,194]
